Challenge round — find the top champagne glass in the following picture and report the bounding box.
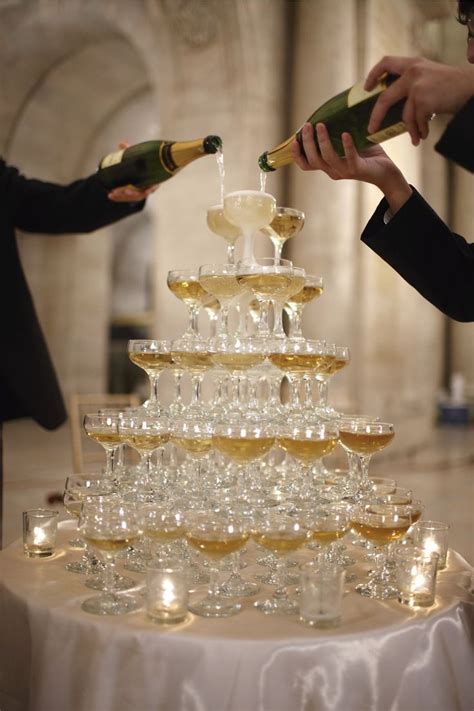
[261,206,305,261]
[223,190,276,261]
[207,205,241,265]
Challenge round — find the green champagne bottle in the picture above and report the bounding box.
[97,135,223,189]
[258,74,405,172]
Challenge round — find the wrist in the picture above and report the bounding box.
[377,170,412,215]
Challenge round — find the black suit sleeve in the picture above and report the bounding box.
[435,96,474,173]
[361,189,474,322]
[1,161,144,233]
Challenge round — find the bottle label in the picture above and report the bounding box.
[100,149,125,169]
[367,121,406,144]
[347,80,385,108]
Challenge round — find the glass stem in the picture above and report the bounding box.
[272,299,286,337]
[218,303,231,336]
[227,242,236,265]
[148,374,160,408]
[207,566,220,598]
[273,556,288,598]
[290,306,304,339]
[188,304,200,335]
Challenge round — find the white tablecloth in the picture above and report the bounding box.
[0,523,473,711]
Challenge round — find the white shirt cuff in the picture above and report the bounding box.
[383,208,393,225]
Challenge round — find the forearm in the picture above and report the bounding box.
[12,172,145,234]
[374,167,413,216]
[361,189,474,322]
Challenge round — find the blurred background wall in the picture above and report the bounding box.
[0,0,472,453]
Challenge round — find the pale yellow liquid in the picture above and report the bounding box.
[328,357,349,374]
[172,437,213,454]
[278,436,338,462]
[351,518,411,543]
[129,352,173,371]
[171,351,213,371]
[128,433,169,452]
[315,355,337,375]
[252,531,308,554]
[64,501,82,519]
[213,435,275,462]
[145,527,183,541]
[168,279,208,304]
[199,274,243,300]
[286,284,324,307]
[84,535,141,552]
[185,532,249,559]
[223,191,276,233]
[339,431,394,455]
[269,352,326,373]
[266,211,305,241]
[310,529,348,544]
[207,205,241,241]
[237,273,292,297]
[211,352,266,371]
[86,431,122,447]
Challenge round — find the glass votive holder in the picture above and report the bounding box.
[146,559,188,624]
[413,521,449,570]
[23,509,59,558]
[395,546,439,607]
[299,562,346,628]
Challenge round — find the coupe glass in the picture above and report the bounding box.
[315,345,351,419]
[304,502,352,565]
[237,257,294,336]
[185,511,250,617]
[167,269,209,340]
[199,263,245,337]
[119,412,170,493]
[83,412,124,480]
[63,475,115,568]
[212,419,274,502]
[284,274,324,341]
[268,338,327,416]
[142,504,185,560]
[210,335,267,416]
[128,339,172,415]
[271,266,306,339]
[80,503,144,615]
[351,502,421,599]
[207,204,241,264]
[277,420,339,496]
[171,337,213,415]
[223,190,276,261]
[339,419,395,494]
[260,206,305,261]
[252,511,308,614]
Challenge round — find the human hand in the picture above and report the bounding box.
[106,141,159,202]
[365,56,474,145]
[291,122,412,214]
[292,122,396,185]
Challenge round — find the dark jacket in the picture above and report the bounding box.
[0,160,145,428]
[361,97,474,322]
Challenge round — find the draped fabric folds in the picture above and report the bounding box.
[0,525,473,711]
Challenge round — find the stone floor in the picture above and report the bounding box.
[2,419,473,564]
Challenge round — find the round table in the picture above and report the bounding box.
[0,523,473,711]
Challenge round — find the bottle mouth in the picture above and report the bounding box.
[203,135,223,154]
[258,152,276,172]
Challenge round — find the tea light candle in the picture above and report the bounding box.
[146,560,188,624]
[23,509,59,558]
[299,562,346,628]
[395,547,438,607]
[413,521,449,570]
